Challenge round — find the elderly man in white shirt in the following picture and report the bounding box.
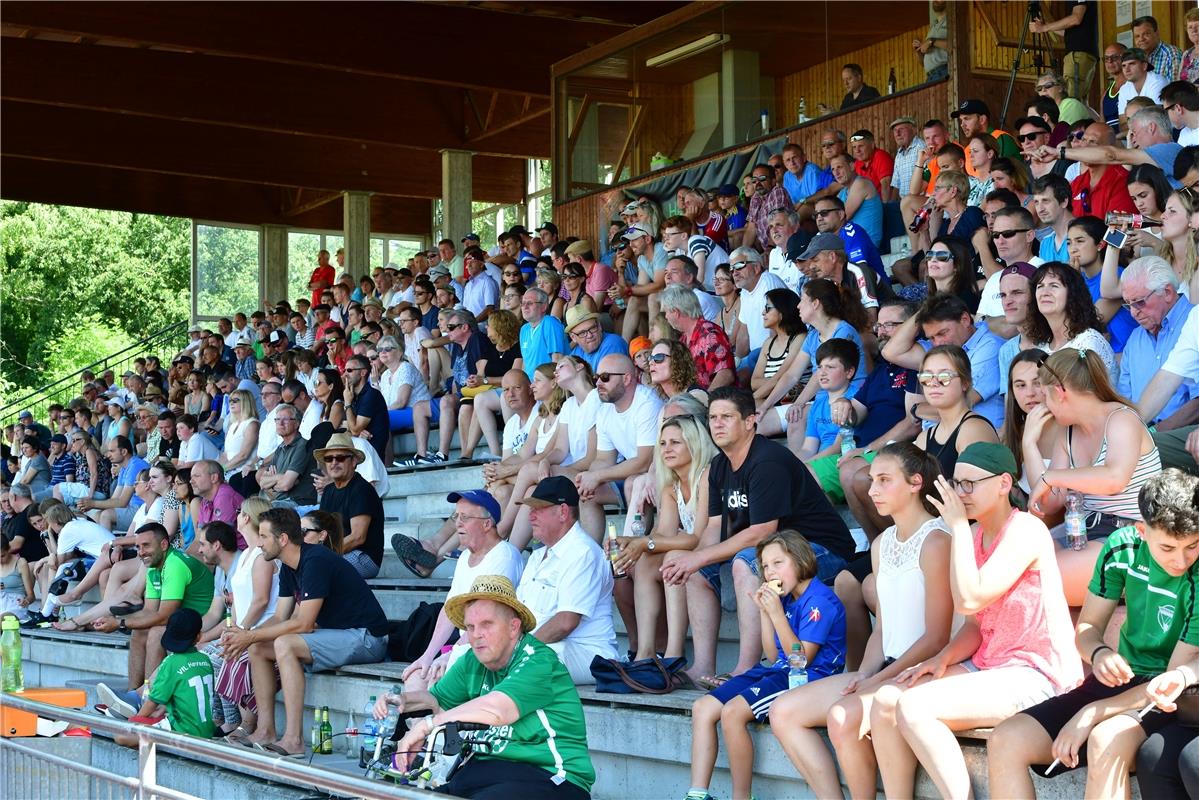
[516,476,617,684]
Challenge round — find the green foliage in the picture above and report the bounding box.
[0,201,189,397]
[194,224,260,318]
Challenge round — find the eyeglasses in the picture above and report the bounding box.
[596,371,627,382]
[1034,81,1057,91]
[345,366,366,372]
[872,321,901,333]
[762,304,774,312]
[572,323,600,338]
[276,417,297,424]
[1017,131,1046,142]
[445,323,463,332]
[952,474,1003,494]
[819,141,837,148]
[992,228,1030,240]
[927,250,954,262]
[814,208,837,218]
[1122,287,1163,310]
[917,370,961,387]
[322,454,353,463]
[450,512,492,523]
[649,353,670,364]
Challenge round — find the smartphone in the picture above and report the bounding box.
[1103,228,1128,249]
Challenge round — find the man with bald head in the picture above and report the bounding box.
[1068,121,1137,218]
[572,354,664,541]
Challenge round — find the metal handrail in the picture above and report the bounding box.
[0,693,425,800]
[0,319,189,427]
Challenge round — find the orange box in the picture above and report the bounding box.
[1,687,87,737]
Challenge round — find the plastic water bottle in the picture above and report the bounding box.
[377,684,402,759]
[1,616,23,693]
[839,425,856,456]
[361,696,379,752]
[629,513,646,537]
[1065,490,1088,551]
[787,643,808,690]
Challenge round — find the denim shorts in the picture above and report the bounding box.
[699,541,848,592]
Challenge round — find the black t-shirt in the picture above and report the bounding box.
[485,343,521,378]
[1063,0,1097,54]
[278,543,389,635]
[351,386,390,458]
[707,435,854,561]
[319,473,385,566]
[3,507,48,563]
[157,437,180,461]
[840,85,880,110]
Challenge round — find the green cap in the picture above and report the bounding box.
[957,442,1018,479]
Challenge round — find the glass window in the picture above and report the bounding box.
[194,224,260,318]
[287,231,322,303]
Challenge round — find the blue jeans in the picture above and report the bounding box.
[699,541,847,591]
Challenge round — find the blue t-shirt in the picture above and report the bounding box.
[805,391,843,449]
[726,205,748,231]
[1038,230,1070,263]
[119,456,151,509]
[782,163,832,204]
[519,317,569,380]
[771,579,847,681]
[801,320,867,393]
[838,222,887,284]
[421,305,440,332]
[571,333,629,372]
[1082,269,1135,353]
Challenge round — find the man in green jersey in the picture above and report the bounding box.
[374,575,594,799]
[92,522,215,690]
[114,608,217,746]
[990,469,1199,799]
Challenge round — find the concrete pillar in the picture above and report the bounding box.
[721,49,763,148]
[440,149,473,242]
[342,191,371,276]
[262,224,288,307]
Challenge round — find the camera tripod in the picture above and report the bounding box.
[999,1,1061,126]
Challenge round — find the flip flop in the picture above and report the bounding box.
[223,726,254,745]
[695,673,731,691]
[391,534,437,576]
[110,602,144,617]
[262,742,306,759]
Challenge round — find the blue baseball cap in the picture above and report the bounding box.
[447,489,501,523]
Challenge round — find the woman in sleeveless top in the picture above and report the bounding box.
[0,535,35,621]
[219,389,260,482]
[183,372,211,419]
[1026,347,1161,606]
[771,443,954,799]
[561,262,597,314]
[915,345,999,478]
[750,287,806,414]
[614,415,716,663]
[872,442,1082,800]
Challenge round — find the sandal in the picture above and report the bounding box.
[391,534,437,577]
[262,742,306,759]
[52,618,85,632]
[223,726,254,745]
[695,673,731,691]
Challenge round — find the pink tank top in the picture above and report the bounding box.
[970,510,1083,694]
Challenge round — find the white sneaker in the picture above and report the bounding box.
[96,682,138,719]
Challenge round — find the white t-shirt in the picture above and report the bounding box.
[1180,126,1199,148]
[1117,71,1169,113]
[976,256,1045,319]
[448,541,525,621]
[502,407,540,455]
[180,433,220,464]
[379,361,431,408]
[256,407,281,461]
[685,235,729,289]
[693,287,723,323]
[738,271,788,350]
[767,247,803,294]
[299,400,322,440]
[57,518,114,558]
[557,389,601,465]
[405,327,432,368]
[595,384,664,462]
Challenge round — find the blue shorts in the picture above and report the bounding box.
[388,401,440,432]
[699,541,848,592]
[698,547,759,593]
[708,664,790,721]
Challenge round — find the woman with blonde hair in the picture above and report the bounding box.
[219,389,259,479]
[613,414,715,662]
[1159,189,1199,299]
[536,268,568,321]
[1025,348,1160,605]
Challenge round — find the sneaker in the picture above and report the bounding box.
[96,682,138,719]
[424,452,447,464]
[395,454,427,468]
[20,611,57,629]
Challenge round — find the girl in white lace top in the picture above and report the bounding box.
[769,442,955,800]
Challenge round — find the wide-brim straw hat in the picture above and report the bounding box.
[444,574,537,633]
[312,432,366,465]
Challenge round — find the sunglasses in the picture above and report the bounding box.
[445,323,463,331]
[378,347,397,353]
[302,526,323,534]
[992,228,1030,240]
[750,175,770,183]
[322,454,353,464]
[649,353,669,364]
[596,371,627,382]
[814,209,837,218]
[730,261,751,271]
[1017,132,1046,142]
[917,370,960,387]
[927,250,954,261]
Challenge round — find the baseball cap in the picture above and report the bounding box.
[951,99,991,119]
[621,201,640,216]
[160,608,204,654]
[268,330,288,345]
[1000,262,1038,281]
[622,223,653,240]
[957,442,1019,480]
[17,410,32,420]
[537,222,559,237]
[446,489,502,524]
[717,184,740,197]
[798,232,846,260]
[461,232,481,243]
[428,265,451,280]
[518,475,580,509]
[1121,47,1150,64]
[1014,115,1052,134]
[508,224,529,237]
[785,231,814,262]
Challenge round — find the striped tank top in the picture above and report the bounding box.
[1067,407,1160,520]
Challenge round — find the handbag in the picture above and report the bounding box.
[589,655,691,694]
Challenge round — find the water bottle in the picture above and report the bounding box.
[1065,490,1088,551]
[378,684,402,759]
[787,643,808,690]
[839,424,856,456]
[310,710,323,754]
[607,522,626,578]
[1,616,23,693]
[361,696,379,753]
[629,513,646,537]
[760,108,770,135]
[346,709,359,758]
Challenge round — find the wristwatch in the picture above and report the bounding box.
[646,536,656,552]
[118,619,128,633]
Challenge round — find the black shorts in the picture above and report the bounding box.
[844,551,873,583]
[1023,673,1166,775]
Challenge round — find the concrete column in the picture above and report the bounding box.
[440,149,473,242]
[262,224,288,307]
[721,49,763,148]
[342,191,372,276]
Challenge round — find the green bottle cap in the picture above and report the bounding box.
[2,617,18,631]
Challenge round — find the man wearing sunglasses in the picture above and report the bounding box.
[1016,116,1066,180]
[316,432,384,580]
[743,164,790,253]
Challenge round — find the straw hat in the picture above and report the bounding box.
[564,304,600,334]
[312,432,365,465]
[444,575,537,633]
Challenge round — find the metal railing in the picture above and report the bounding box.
[1,320,190,428]
[0,693,425,800]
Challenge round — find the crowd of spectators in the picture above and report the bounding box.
[5,10,1199,797]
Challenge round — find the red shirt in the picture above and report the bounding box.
[1070,165,1136,220]
[697,210,729,250]
[309,264,335,306]
[854,149,895,196]
[686,319,735,389]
